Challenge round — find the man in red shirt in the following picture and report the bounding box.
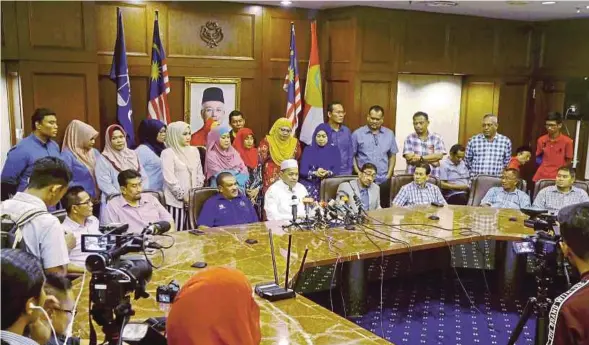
[547,202,589,345]
[507,145,532,171]
[533,112,574,182]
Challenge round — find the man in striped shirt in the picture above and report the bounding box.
[392,163,446,207]
[533,166,589,213]
[465,114,512,177]
[480,168,530,209]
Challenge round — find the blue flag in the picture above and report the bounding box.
[110,7,135,146]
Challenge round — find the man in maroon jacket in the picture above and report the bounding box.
[547,202,589,345]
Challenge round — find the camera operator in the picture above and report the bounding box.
[548,202,589,345]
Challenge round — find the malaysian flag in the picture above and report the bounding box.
[147,11,171,124]
[110,7,135,146]
[283,23,302,132]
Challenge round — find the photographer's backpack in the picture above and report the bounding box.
[1,209,48,249]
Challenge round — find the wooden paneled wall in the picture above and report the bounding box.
[1,1,588,153]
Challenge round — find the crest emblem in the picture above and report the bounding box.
[218,204,226,210]
[200,21,224,48]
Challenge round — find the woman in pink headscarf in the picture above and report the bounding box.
[204,126,249,189]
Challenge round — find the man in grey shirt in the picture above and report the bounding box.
[337,163,381,213]
[0,157,72,275]
[439,144,470,205]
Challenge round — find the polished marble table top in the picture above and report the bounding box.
[72,206,534,344]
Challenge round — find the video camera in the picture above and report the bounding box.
[513,208,560,257]
[86,221,171,345]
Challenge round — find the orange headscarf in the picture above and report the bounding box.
[191,118,219,147]
[167,267,261,345]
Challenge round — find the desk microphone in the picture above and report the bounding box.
[142,221,171,236]
[290,195,298,223]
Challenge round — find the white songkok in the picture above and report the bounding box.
[280,159,298,171]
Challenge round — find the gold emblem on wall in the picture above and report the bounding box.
[200,21,224,48]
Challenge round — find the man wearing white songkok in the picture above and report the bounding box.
[264,159,309,221]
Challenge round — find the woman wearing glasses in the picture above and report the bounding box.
[258,118,301,194]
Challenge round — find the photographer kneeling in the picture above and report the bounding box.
[548,202,589,345]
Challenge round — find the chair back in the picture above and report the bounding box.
[467,175,527,206]
[197,146,206,173]
[319,175,357,202]
[106,190,165,206]
[390,174,440,203]
[187,187,218,229]
[533,179,589,199]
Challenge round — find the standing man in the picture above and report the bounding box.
[465,114,512,177]
[326,102,353,175]
[533,166,589,212]
[228,110,246,143]
[0,157,71,275]
[402,111,446,178]
[337,163,381,213]
[1,108,60,200]
[352,105,399,207]
[533,112,574,182]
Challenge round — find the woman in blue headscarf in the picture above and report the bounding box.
[299,123,341,200]
[135,119,166,191]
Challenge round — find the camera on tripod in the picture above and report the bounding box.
[513,208,561,256]
[85,221,171,345]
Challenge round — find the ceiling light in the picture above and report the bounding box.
[280,0,292,5]
[586,5,589,9]
[541,1,556,4]
[577,7,581,13]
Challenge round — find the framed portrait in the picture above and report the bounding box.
[184,77,241,133]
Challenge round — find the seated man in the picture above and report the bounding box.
[60,186,101,271]
[533,166,589,213]
[480,168,531,209]
[1,157,71,275]
[392,163,447,207]
[102,169,175,233]
[264,159,309,221]
[549,202,589,345]
[197,172,258,228]
[30,273,80,345]
[507,145,532,171]
[439,144,470,205]
[337,163,381,213]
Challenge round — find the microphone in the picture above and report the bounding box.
[142,221,171,236]
[290,195,298,223]
[302,197,314,219]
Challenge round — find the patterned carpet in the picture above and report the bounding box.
[306,269,541,345]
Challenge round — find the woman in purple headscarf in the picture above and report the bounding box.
[205,126,249,190]
[299,123,341,200]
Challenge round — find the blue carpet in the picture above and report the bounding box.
[351,271,536,345]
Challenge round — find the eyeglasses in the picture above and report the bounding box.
[75,199,93,206]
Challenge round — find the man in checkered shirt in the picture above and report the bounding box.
[403,111,447,178]
[465,114,512,177]
[480,168,530,209]
[533,166,589,213]
[392,163,446,207]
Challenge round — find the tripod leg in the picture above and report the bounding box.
[507,298,534,345]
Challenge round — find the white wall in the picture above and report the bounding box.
[0,63,11,170]
[395,74,463,172]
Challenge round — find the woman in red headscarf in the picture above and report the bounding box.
[167,267,261,345]
[233,128,262,205]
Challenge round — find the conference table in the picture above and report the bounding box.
[72,205,534,345]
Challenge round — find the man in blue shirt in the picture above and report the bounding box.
[327,102,353,175]
[352,105,399,207]
[1,108,60,200]
[197,172,259,228]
